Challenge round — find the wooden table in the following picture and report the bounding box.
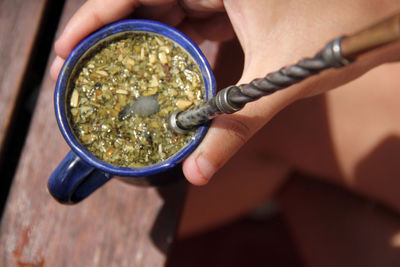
[0,1,187,266]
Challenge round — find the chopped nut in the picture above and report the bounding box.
[81,134,96,144]
[185,91,195,100]
[158,144,163,154]
[158,52,168,64]
[134,45,141,53]
[117,94,127,106]
[143,87,158,96]
[116,89,128,95]
[151,121,160,128]
[114,103,121,112]
[123,56,135,68]
[125,145,134,152]
[70,89,79,107]
[176,99,192,110]
[160,46,171,53]
[149,54,156,64]
[148,75,159,87]
[105,147,115,157]
[140,47,145,60]
[70,108,78,116]
[126,57,135,65]
[154,36,164,46]
[96,70,108,76]
[159,108,169,116]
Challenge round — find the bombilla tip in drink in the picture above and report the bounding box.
[169,111,189,134]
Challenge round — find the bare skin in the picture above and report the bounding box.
[51,0,400,254]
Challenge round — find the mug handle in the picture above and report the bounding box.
[48,151,112,204]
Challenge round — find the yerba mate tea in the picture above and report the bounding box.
[67,32,205,167]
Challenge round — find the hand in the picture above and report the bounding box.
[50,0,235,79]
[51,0,400,186]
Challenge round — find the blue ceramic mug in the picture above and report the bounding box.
[48,20,215,204]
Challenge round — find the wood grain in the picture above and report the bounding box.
[0,0,186,266]
[0,0,48,156]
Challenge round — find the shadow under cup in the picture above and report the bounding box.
[48,20,216,204]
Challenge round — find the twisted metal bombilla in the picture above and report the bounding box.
[170,13,400,134]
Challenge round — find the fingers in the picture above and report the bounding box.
[55,0,139,60]
[182,81,296,185]
[182,115,254,186]
[184,12,235,42]
[51,0,230,82]
[180,0,224,19]
[182,0,224,12]
[54,0,225,61]
[51,0,184,82]
[50,56,64,81]
[134,2,185,26]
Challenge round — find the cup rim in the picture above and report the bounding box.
[54,19,215,177]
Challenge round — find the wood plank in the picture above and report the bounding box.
[0,0,48,156]
[0,0,186,266]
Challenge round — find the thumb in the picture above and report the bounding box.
[182,39,400,186]
[182,70,297,185]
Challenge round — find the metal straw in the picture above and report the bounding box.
[169,13,400,133]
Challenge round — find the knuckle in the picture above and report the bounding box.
[89,9,105,27]
[215,115,252,147]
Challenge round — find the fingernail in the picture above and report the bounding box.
[195,154,216,181]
